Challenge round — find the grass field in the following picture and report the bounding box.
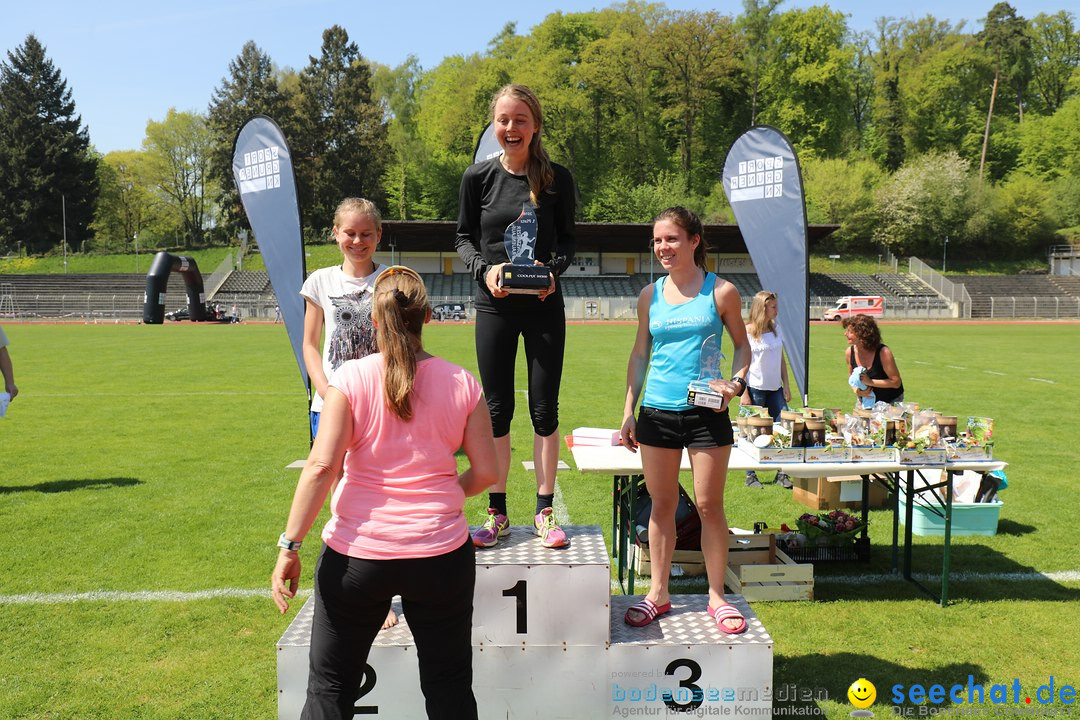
[1,320,1077,718]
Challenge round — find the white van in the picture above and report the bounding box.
[822,296,884,321]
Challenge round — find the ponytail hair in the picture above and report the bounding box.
[490,84,555,206]
[372,266,428,421]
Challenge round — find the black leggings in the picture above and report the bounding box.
[302,538,477,720]
[474,303,565,438]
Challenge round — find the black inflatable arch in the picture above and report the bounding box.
[142,251,208,324]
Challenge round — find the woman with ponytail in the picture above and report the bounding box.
[455,83,577,550]
[272,266,498,720]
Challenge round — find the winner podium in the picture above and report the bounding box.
[277,525,774,718]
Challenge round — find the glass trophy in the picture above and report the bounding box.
[686,334,728,410]
[498,203,550,294]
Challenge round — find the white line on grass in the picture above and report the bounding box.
[0,588,312,605]
[6,570,1080,605]
[946,365,966,370]
[553,480,570,526]
[32,391,293,397]
[611,569,1080,592]
[1028,377,1056,384]
[984,370,1006,376]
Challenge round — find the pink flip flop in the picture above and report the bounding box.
[624,597,672,627]
[707,603,748,635]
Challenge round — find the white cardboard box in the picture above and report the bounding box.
[737,438,804,464]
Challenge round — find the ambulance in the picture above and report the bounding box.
[822,296,884,321]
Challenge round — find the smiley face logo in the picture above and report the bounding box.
[848,678,876,709]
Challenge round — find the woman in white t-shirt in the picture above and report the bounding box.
[301,198,388,441]
[741,291,793,489]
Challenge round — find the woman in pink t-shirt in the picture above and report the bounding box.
[272,265,498,720]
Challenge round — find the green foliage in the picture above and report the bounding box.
[874,150,972,255]
[206,41,294,239]
[294,26,388,229]
[758,7,854,157]
[142,109,216,248]
[1028,11,1080,114]
[582,170,696,223]
[901,36,993,156]
[980,2,1034,119]
[7,5,1080,256]
[968,174,1059,255]
[0,34,98,255]
[91,150,168,251]
[1017,92,1080,180]
[801,157,883,250]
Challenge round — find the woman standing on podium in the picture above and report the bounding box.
[455,84,577,550]
[271,267,498,720]
[619,207,751,634]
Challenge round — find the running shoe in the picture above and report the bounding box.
[533,507,570,548]
[472,508,510,548]
[775,472,793,489]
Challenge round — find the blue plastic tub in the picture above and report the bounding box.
[899,491,1003,536]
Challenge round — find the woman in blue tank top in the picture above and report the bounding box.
[619,207,751,634]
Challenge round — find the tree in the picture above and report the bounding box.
[868,19,906,171]
[801,157,883,250]
[207,41,293,240]
[901,36,993,157]
[91,151,164,251]
[143,109,215,248]
[294,26,388,231]
[849,30,875,151]
[977,3,1032,181]
[757,7,854,157]
[0,34,98,255]
[372,56,424,220]
[652,9,743,192]
[737,0,782,126]
[1028,11,1080,114]
[874,150,972,255]
[577,4,668,190]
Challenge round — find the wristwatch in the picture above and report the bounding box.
[277,533,302,552]
[732,376,747,394]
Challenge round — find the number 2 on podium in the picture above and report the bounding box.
[502,580,528,634]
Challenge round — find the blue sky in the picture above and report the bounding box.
[2,0,1069,154]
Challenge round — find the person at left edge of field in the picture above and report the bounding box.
[454,83,577,550]
[271,266,498,720]
[300,197,395,628]
[620,207,751,635]
[0,324,18,409]
[742,291,793,490]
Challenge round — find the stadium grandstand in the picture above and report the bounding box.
[3,222,1079,321]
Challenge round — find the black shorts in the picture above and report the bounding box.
[636,405,734,449]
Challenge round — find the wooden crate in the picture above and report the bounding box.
[632,535,814,601]
[725,533,814,601]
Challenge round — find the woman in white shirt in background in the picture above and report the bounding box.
[742,291,793,489]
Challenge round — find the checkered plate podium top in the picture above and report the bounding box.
[609,595,773,647]
[279,596,420,647]
[469,524,609,566]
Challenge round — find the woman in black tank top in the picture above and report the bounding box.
[842,314,904,405]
